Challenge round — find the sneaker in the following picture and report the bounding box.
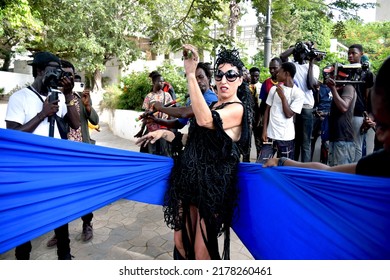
[46,235,57,247]
[82,223,93,242]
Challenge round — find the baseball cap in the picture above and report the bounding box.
[28,51,61,67]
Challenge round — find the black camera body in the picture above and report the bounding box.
[43,68,73,88]
[323,63,366,85]
[293,41,326,62]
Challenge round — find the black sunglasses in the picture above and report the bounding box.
[214,69,240,82]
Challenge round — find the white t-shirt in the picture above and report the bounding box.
[266,84,304,141]
[5,87,68,139]
[293,62,320,107]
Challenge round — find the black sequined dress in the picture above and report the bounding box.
[163,102,248,260]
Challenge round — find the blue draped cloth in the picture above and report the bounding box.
[1,128,390,259]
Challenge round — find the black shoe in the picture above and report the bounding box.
[58,253,73,260]
[82,223,93,242]
[46,235,57,247]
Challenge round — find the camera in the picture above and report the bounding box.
[293,41,326,62]
[323,63,366,85]
[43,68,73,88]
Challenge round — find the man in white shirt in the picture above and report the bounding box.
[5,51,80,260]
[280,42,320,162]
[260,62,304,162]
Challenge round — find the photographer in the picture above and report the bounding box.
[5,51,80,260]
[280,41,321,162]
[45,60,99,248]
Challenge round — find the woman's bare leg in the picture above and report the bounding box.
[173,205,198,259]
[194,209,211,260]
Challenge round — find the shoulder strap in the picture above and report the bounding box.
[28,86,44,103]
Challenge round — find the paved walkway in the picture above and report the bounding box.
[0,122,254,260]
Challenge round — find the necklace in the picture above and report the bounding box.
[270,79,278,85]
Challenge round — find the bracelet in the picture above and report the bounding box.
[36,112,45,122]
[66,100,75,106]
[278,157,288,166]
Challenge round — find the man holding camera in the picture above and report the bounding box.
[280,41,320,163]
[5,51,80,260]
[45,60,99,248]
[323,64,357,165]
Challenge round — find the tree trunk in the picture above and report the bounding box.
[1,51,12,71]
[93,69,102,93]
[228,0,240,42]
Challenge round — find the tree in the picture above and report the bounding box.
[145,0,235,60]
[340,20,390,73]
[251,0,376,51]
[0,0,43,70]
[29,0,151,92]
[228,0,241,40]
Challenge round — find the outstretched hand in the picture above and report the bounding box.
[135,129,175,147]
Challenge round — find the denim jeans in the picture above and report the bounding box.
[328,141,355,166]
[352,116,364,162]
[294,108,313,162]
[311,112,329,164]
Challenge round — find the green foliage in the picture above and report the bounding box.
[99,84,122,111]
[118,70,151,111]
[0,0,43,70]
[156,62,187,104]
[245,51,269,82]
[29,0,148,75]
[338,20,390,74]
[116,63,188,111]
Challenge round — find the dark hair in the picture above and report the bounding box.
[197,62,212,80]
[349,44,363,53]
[270,57,282,65]
[249,67,260,73]
[281,62,296,78]
[152,74,162,84]
[149,70,160,79]
[374,56,390,111]
[214,48,244,75]
[61,60,75,72]
[74,74,82,80]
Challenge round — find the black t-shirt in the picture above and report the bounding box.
[356,149,390,178]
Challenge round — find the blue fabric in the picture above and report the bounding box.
[1,128,390,259]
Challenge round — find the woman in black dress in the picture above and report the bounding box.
[137,44,251,259]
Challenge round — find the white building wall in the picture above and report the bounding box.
[376,0,390,22]
[0,71,33,95]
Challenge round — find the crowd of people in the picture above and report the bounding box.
[138,42,379,167]
[3,40,390,260]
[135,42,389,259]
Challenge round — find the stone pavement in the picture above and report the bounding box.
[0,122,254,260]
